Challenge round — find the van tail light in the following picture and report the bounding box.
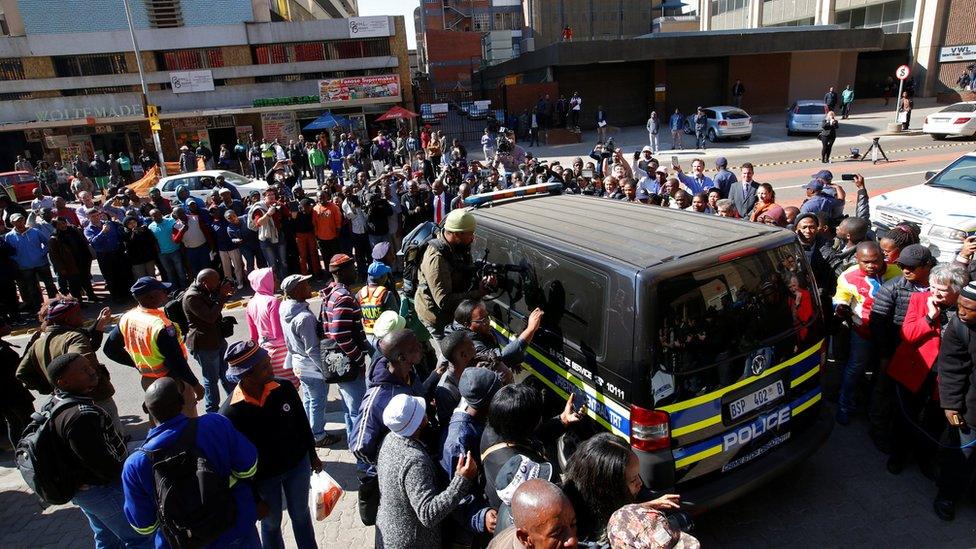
[718,120,728,127]
[630,405,670,452]
[954,117,972,124]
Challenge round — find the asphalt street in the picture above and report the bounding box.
[2,97,976,546]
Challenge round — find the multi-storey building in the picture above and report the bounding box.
[0,0,409,169]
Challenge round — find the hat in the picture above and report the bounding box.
[180,145,189,150]
[367,261,391,279]
[45,298,80,321]
[329,253,355,271]
[961,281,976,302]
[459,368,502,410]
[382,393,427,438]
[218,187,232,195]
[46,352,84,382]
[372,241,391,261]
[281,274,312,294]
[373,311,406,339]
[444,209,476,233]
[607,503,701,549]
[495,455,553,507]
[715,156,728,168]
[804,180,824,192]
[9,212,25,223]
[895,244,934,268]
[130,276,172,297]
[759,205,788,227]
[224,340,269,378]
[793,212,819,227]
[641,146,653,153]
[636,188,650,202]
[655,165,669,175]
[812,169,833,181]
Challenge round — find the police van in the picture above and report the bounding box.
[467,185,832,514]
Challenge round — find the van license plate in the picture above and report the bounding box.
[728,381,785,422]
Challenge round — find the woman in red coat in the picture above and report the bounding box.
[886,264,969,475]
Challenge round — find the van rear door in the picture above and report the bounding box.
[650,243,825,484]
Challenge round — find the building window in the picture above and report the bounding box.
[254,68,391,83]
[156,49,225,70]
[145,0,184,28]
[53,53,128,77]
[0,58,25,80]
[62,86,136,96]
[835,0,915,33]
[473,13,489,31]
[252,38,390,65]
[0,92,32,100]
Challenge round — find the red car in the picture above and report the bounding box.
[0,171,39,203]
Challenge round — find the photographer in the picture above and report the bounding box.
[182,268,236,413]
[415,209,496,360]
[492,130,526,176]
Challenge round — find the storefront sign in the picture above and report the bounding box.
[171,117,210,129]
[318,74,400,103]
[261,111,297,142]
[44,135,69,148]
[170,70,215,93]
[940,45,976,63]
[34,104,142,122]
[252,96,319,108]
[348,16,390,38]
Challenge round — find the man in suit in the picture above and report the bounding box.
[430,179,452,225]
[729,162,759,218]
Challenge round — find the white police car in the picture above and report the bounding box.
[871,152,976,262]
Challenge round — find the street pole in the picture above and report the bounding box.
[121,0,167,177]
[894,78,904,124]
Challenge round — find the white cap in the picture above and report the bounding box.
[373,311,406,339]
[382,394,427,438]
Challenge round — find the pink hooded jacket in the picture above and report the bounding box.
[246,268,285,347]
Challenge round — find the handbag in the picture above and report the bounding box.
[317,292,361,384]
[220,316,237,339]
[897,111,908,123]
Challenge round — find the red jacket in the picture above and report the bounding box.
[887,291,940,395]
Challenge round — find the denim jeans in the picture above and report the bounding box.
[256,455,316,549]
[192,342,234,413]
[696,129,707,149]
[72,481,153,549]
[314,165,326,186]
[838,331,877,414]
[337,373,366,440]
[260,240,287,282]
[157,250,186,289]
[185,245,212,276]
[299,375,329,440]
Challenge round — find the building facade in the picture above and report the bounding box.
[0,0,408,170]
[521,0,658,50]
[417,0,523,90]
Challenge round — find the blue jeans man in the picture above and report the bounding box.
[255,455,316,549]
[193,341,234,413]
[73,481,153,549]
[157,250,186,289]
[299,375,329,441]
[837,330,877,424]
[260,239,287,282]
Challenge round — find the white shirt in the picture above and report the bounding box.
[342,199,366,234]
[30,196,55,212]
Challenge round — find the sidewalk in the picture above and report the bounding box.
[481,97,948,169]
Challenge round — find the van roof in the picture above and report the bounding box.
[472,194,774,269]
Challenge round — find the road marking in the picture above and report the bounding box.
[773,169,930,190]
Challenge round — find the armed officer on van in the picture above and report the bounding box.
[415,209,496,360]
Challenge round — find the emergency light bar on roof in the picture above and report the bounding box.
[464,182,564,207]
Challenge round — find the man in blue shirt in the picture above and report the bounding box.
[799,179,839,218]
[675,158,714,195]
[712,157,738,198]
[812,169,847,220]
[148,209,186,290]
[122,377,259,548]
[4,212,56,313]
[328,144,344,180]
[669,108,684,150]
[84,209,132,302]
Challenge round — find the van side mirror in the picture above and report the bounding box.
[924,170,936,181]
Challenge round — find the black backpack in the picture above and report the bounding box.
[143,418,237,548]
[16,396,84,505]
[398,221,439,294]
[164,290,189,338]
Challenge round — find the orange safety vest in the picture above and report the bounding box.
[119,306,187,378]
[357,285,388,334]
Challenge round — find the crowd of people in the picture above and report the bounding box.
[2,115,976,549]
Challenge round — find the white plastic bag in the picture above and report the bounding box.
[310,469,344,521]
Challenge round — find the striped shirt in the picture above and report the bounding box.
[322,282,369,369]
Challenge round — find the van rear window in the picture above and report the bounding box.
[653,244,816,406]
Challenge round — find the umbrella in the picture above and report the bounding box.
[303,111,351,131]
[375,105,419,122]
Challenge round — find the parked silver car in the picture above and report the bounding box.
[683,106,752,141]
[786,100,828,136]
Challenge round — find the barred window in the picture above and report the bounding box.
[0,91,32,100]
[254,68,390,83]
[53,53,128,77]
[0,58,25,81]
[62,86,136,96]
[146,0,184,28]
[156,48,225,70]
[252,38,390,65]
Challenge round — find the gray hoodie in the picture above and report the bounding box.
[280,298,322,380]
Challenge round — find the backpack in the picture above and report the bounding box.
[164,290,189,338]
[144,418,237,548]
[245,203,265,232]
[16,396,84,505]
[398,221,439,294]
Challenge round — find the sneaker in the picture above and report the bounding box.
[835,408,850,426]
[314,433,342,448]
[933,499,955,521]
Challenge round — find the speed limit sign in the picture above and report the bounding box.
[895,65,911,80]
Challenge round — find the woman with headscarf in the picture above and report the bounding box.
[748,183,780,222]
[245,267,299,389]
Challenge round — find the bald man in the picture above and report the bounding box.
[183,268,236,412]
[489,479,578,549]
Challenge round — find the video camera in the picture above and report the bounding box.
[476,249,528,300]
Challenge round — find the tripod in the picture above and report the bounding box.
[861,137,889,164]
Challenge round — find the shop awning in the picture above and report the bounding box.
[375,105,418,121]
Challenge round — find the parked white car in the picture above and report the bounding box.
[155,170,267,202]
[871,152,976,262]
[922,102,976,140]
[683,106,753,141]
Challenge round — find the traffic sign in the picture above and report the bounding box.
[146,104,161,131]
[895,65,911,81]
